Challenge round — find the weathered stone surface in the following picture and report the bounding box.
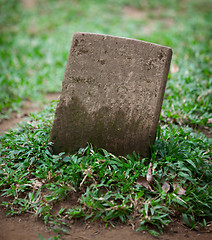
[50,32,172,157]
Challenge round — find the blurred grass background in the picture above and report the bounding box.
[0,0,211,129]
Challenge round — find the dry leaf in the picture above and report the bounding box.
[173,194,187,205]
[31,179,43,189]
[146,162,152,183]
[162,181,170,193]
[173,183,186,195]
[47,171,52,180]
[207,118,212,124]
[136,176,153,191]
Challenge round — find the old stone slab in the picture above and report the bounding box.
[50,32,172,157]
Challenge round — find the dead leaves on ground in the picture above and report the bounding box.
[162,181,170,193]
[173,182,186,195]
[136,162,154,191]
[136,162,186,195]
[136,176,153,191]
[146,162,153,183]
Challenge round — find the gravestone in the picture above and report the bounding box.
[50,32,172,157]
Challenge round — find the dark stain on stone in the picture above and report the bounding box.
[50,96,152,157]
[98,59,106,65]
[77,48,89,55]
[73,39,79,48]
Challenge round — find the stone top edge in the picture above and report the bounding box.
[73,32,173,53]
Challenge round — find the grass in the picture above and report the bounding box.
[0,0,212,238]
[0,103,211,237]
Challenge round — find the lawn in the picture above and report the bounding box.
[0,0,211,238]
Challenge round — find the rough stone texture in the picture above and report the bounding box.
[50,32,172,157]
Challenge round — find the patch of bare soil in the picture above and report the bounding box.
[123,6,148,20]
[198,125,212,138]
[123,6,174,35]
[21,0,37,9]
[0,199,211,240]
[0,93,60,135]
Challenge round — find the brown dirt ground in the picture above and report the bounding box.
[0,199,211,240]
[0,93,60,135]
[0,93,211,239]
